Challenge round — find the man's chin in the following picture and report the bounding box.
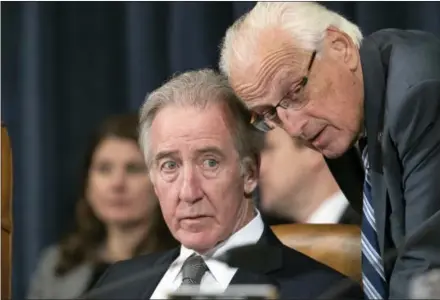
[322,149,344,159]
[303,141,321,153]
[180,233,216,253]
[320,141,351,159]
[319,134,356,159]
[303,142,340,158]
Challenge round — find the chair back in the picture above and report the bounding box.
[1,123,13,299]
[271,223,361,284]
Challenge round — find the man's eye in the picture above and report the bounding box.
[162,161,178,170]
[291,84,302,95]
[203,159,218,169]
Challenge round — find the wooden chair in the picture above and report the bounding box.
[1,123,13,299]
[271,223,361,284]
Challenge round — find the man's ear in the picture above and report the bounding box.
[242,156,259,196]
[324,25,360,72]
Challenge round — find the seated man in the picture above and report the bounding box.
[258,127,360,225]
[87,69,362,299]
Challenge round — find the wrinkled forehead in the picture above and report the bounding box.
[230,60,305,113]
[150,103,236,156]
[229,43,309,110]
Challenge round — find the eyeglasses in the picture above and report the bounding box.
[250,51,317,133]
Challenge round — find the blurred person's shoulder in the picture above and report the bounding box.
[35,244,62,267]
[111,248,178,271]
[88,248,179,299]
[95,247,179,282]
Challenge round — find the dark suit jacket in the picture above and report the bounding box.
[86,226,362,299]
[325,148,364,217]
[342,28,440,298]
[339,205,361,225]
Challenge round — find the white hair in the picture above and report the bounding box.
[138,69,264,174]
[219,1,363,77]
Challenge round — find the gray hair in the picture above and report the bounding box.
[219,2,363,77]
[139,69,264,173]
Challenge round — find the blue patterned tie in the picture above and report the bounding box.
[362,146,388,299]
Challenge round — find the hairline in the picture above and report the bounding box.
[139,87,260,178]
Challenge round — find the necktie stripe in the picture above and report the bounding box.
[362,252,387,289]
[363,196,376,229]
[363,179,373,203]
[365,171,372,186]
[361,145,388,299]
[363,276,383,299]
[362,234,386,277]
[361,233,381,265]
[361,219,381,255]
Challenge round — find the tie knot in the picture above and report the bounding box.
[181,254,208,286]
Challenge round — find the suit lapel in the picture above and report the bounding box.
[360,38,388,255]
[230,269,276,285]
[141,248,180,299]
[229,225,283,285]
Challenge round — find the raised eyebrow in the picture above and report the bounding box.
[154,150,178,163]
[195,147,224,158]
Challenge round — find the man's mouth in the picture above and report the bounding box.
[308,126,328,149]
[181,215,210,220]
[308,126,325,142]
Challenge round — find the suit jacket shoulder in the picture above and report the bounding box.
[361,29,440,298]
[89,248,179,299]
[367,29,440,129]
[362,29,440,171]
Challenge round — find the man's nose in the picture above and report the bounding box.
[179,165,203,203]
[276,106,306,138]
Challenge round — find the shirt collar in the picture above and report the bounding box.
[173,209,265,288]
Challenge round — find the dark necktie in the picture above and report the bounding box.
[180,254,208,286]
[361,145,388,299]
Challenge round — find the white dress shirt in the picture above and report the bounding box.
[306,191,349,224]
[150,210,265,299]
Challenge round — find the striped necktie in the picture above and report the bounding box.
[361,146,388,299]
[180,254,208,286]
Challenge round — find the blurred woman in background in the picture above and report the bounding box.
[27,113,178,299]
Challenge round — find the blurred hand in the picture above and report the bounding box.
[409,269,440,299]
